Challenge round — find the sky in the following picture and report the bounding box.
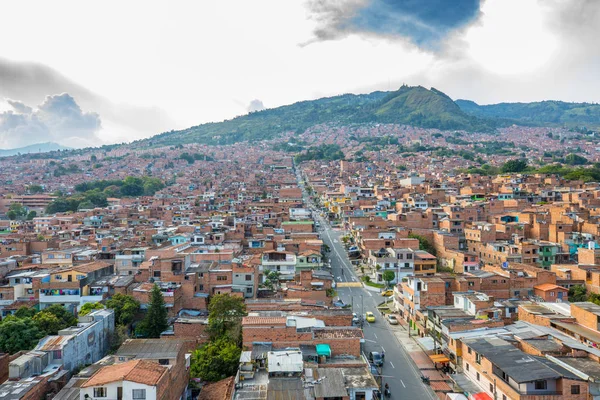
[0,0,599,149]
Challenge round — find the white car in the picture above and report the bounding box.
[387,314,399,325]
[352,313,360,325]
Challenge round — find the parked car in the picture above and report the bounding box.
[352,312,360,325]
[333,297,346,307]
[368,351,383,367]
[365,311,376,323]
[387,314,399,325]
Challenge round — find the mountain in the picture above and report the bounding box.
[137,85,493,147]
[456,99,600,128]
[0,142,71,158]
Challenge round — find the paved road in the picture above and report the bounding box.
[297,171,436,400]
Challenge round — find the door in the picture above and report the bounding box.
[67,275,72,282]
[117,387,122,400]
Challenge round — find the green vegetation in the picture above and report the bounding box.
[179,152,215,164]
[295,144,345,162]
[408,233,437,256]
[190,294,247,382]
[136,285,168,338]
[568,285,588,302]
[79,302,105,316]
[47,176,165,214]
[501,159,528,173]
[27,184,44,194]
[456,99,600,128]
[137,86,494,147]
[105,294,140,325]
[382,271,395,288]
[361,276,385,289]
[564,153,589,165]
[6,203,28,220]
[0,305,78,354]
[53,163,80,177]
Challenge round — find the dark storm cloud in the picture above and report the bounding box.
[0,57,177,143]
[305,0,481,48]
[0,93,101,148]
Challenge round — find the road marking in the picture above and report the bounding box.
[374,333,378,339]
[367,292,373,297]
[364,339,376,343]
[381,346,386,352]
[390,362,395,369]
[400,380,406,388]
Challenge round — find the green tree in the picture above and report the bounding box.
[26,211,37,220]
[33,312,64,335]
[79,302,105,316]
[501,159,528,173]
[207,294,247,343]
[190,337,242,382]
[138,285,168,338]
[14,307,37,319]
[39,304,78,328]
[382,270,395,288]
[106,294,140,325]
[564,153,589,166]
[0,317,43,354]
[568,285,587,302]
[27,185,44,194]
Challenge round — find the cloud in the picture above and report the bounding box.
[0,93,101,149]
[247,99,266,113]
[0,57,176,144]
[304,0,481,48]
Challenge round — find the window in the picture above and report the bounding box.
[53,350,62,359]
[132,389,146,399]
[246,287,252,293]
[153,271,161,278]
[245,275,252,281]
[158,359,169,365]
[407,254,413,260]
[502,395,507,400]
[571,385,580,395]
[534,380,547,390]
[54,275,62,280]
[467,347,472,354]
[489,384,494,392]
[217,276,227,281]
[465,363,469,371]
[93,387,107,397]
[476,372,480,381]
[475,353,481,364]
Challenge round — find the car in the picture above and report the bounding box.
[352,312,360,325]
[365,311,376,323]
[387,314,399,325]
[381,289,393,297]
[368,351,383,367]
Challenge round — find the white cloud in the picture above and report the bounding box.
[0,0,598,147]
[0,94,102,148]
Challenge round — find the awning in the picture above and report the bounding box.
[469,393,493,400]
[430,354,450,363]
[316,344,331,357]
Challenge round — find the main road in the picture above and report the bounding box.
[297,171,436,400]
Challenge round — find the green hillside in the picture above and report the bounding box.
[136,86,493,147]
[456,99,600,128]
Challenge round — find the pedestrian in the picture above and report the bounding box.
[381,350,385,361]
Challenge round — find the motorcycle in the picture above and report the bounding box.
[384,388,391,398]
[421,376,430,385]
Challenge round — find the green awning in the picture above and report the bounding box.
[316,344,331,357]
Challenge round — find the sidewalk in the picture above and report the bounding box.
[391,318,454,399]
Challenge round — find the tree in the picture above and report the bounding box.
[382,270,395,288]
[0,317,43,354]
[27,185,44,194]
[106,294,140,325]
[7,203,27,220]
[568,285,587,302]
[190,337,241,382]
[80,302,105,316]
[564,153,589,166]
[501,159,528,173]
[14,306,37,319]
[39,304,78,329]
[33,312,64,335]
[207,294,247,343]
[26,211,37,220]
[138,285,168,338]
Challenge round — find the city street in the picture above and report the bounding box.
[297,173,436,400]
